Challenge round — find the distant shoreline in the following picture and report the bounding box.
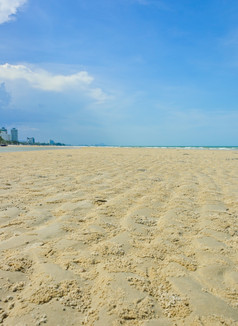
[7,144,69,148]
[1,145,238,153]
[0,145,73,153]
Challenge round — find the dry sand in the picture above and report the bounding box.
[0,148,238,326]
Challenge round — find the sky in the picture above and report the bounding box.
[0,0,238,146]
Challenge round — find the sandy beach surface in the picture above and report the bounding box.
[0,148,238,326]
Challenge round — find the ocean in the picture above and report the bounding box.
[0,145,237,153]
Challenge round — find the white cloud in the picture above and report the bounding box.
[0,63,94,91]
[0,0,27,24]
[0,63,109,102]
[89,88,110,103]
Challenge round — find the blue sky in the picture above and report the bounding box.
[0,0,237,145]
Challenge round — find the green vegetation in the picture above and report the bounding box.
[0,136,7,145]
[34,142,66,146]
[0,136,65,146]
[0,137,20,145]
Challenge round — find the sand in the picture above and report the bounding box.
[0,147,237,326]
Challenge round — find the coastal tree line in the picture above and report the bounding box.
[0,136,65,146]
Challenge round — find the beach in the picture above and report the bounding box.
[0,147,238,325]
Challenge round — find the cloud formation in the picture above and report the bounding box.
[0,64,94,91]
[0,0,27,24]
[0,63,109,102]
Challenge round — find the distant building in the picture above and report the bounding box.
[27,137,35,144]
[0,127,10,141]
[49,139,55,145]
[11,128,18,142]
[0,127,7,133]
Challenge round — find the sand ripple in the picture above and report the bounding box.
[0,148,238,325]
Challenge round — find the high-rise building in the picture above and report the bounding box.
[27,137,35,144]
[11,128,18,142]
[0,127,7,133]
[0,127,10,141]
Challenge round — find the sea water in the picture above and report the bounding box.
[0,145,237,153]
[0,146,73,153]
